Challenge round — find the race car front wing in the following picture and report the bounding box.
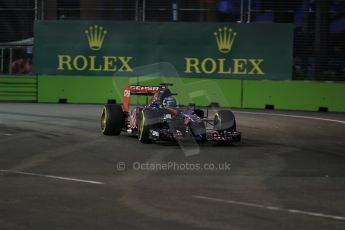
[148,128,241,143]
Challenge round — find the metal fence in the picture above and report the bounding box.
[0,0,344,81]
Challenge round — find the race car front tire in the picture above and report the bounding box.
[213,110,236,132]
[101,104,124,136]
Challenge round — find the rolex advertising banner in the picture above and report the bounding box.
[33,21,293,80]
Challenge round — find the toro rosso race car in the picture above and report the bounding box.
[101,83,241,144]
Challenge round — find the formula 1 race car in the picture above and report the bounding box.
[101,83,241,144]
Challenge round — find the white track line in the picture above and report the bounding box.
[235,111,345,124]
[0,133,13,136]
[0,169,104,185]
[193,195,345,221]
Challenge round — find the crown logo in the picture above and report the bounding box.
[214,27,237,53]
[85,25,107,51]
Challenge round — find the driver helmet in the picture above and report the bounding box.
[162,96,176,108]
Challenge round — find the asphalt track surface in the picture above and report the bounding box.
[0,103,345,230]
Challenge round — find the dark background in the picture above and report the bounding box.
[0,0,344,80]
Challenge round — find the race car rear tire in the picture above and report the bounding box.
[138,109,162,143]
[213,110,236,132]
[101,104,124,136]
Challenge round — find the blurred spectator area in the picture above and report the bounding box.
[0,0,344,80]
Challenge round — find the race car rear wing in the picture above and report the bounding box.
[125,85,161,95]
[123,85,161,112]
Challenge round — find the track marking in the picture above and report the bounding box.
[235,111,345,125]
[0,169,105,185]
[0,133,13,136]
[193,195,345,221]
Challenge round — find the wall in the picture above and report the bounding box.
[0,76,37,101]
[242,80,345,112]
[37,75,242,108]
[0,75,344,112]
[34,21,293,80]
[36,75,345,112]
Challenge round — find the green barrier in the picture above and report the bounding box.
[38,76,122,104]
[37,75,242,107]
[0,76,37,102]
[2,75,344,112]
[243,80,345,112]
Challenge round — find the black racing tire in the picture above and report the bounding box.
[138,109,162,143]
[101,104,124,136]
[213,110,236,132]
